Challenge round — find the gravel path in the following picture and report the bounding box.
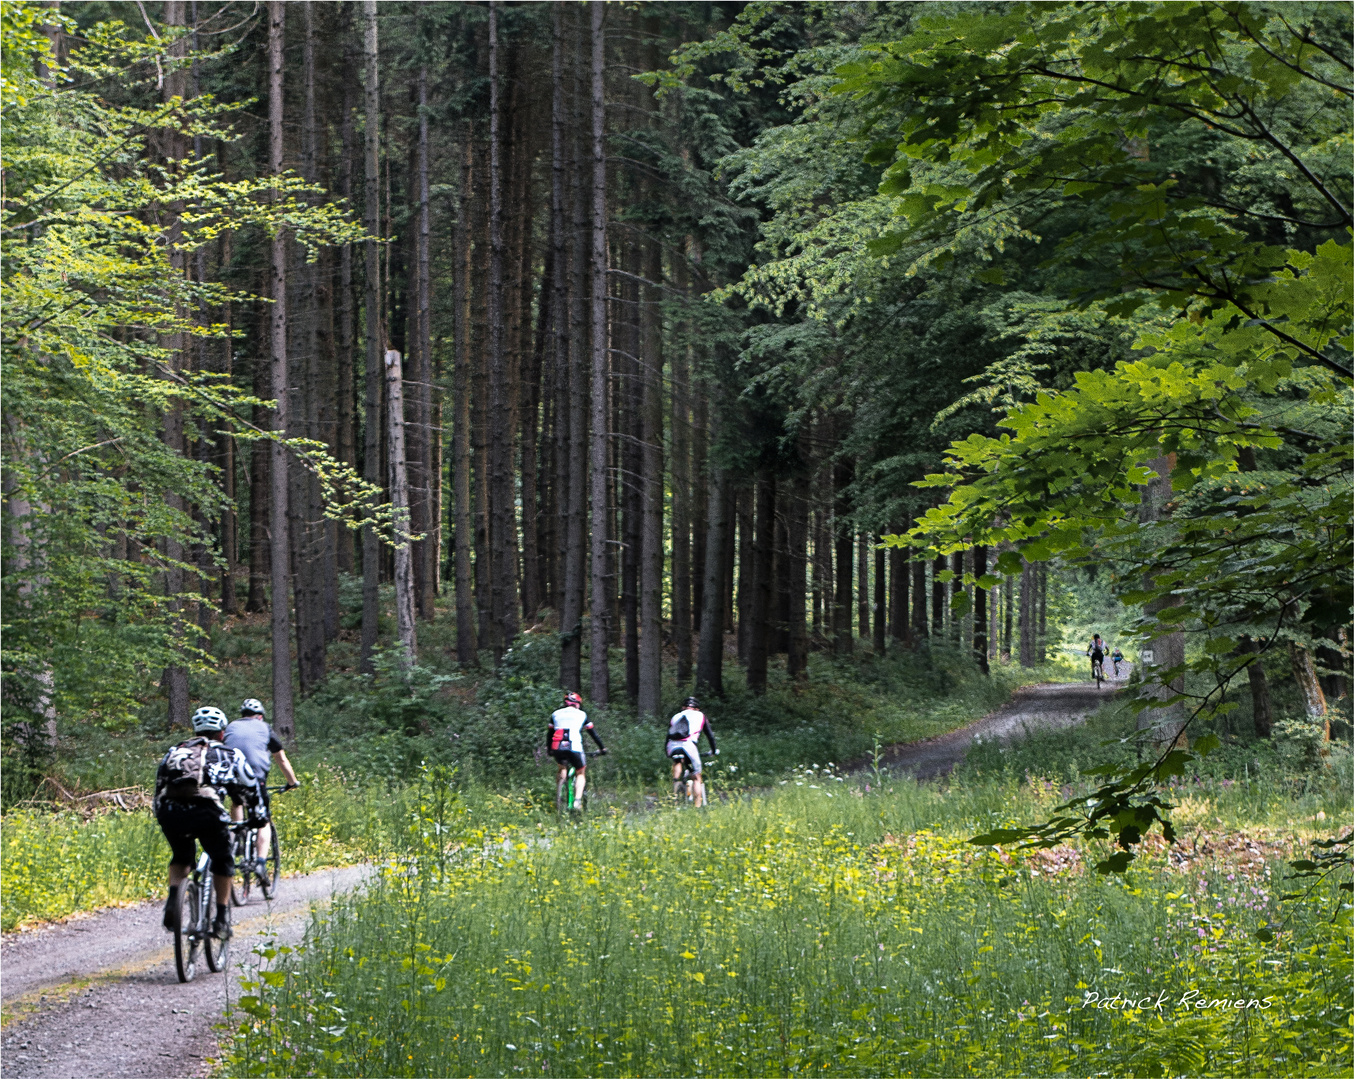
[862,664,1130,780]
[1,864,370,1079]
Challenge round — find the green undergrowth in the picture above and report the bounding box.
[222,775,1353,1079]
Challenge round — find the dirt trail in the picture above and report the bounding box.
[1,865,370,1079]
[864,664,1130,780]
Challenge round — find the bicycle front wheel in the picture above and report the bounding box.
[260,825,281,900]
[174,878,200,983]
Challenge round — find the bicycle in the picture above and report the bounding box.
[669,748,717,807]
[173,846,230,983]
[1091,656,1105,689]
[557,750,604,814]
[231,786,289,906]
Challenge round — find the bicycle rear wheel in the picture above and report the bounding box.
[230,828,253,906]
[260,826,281,900]
[173,878,200,983]
[204,876,229,973]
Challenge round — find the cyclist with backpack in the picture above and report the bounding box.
[547,691,607,812]
[666,696,719,808]
[1110,645,1124,677]
[1087,634,1107,682]
[154,707,261,941]
[225,698,299,883]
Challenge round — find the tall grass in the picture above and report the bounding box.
[225,778,1352,1078]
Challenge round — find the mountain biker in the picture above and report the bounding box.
[225,699,299,883]
[1110,645,1124,677]
[1087,634,1106,680]
[666,696,719,808]
[547,691,606,811]
[154,706,261,941]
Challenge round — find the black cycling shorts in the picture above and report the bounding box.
[157,800,235,877]
[551,748,587,771]
[1091,650,1105,663]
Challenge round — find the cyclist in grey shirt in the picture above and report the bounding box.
[225,699,300,880]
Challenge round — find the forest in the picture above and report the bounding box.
[1,2,1351,1078]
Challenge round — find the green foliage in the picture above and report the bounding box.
[0,2,369,744]
[224,781,1353,1078]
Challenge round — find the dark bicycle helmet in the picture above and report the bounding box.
[683,696,699,709]
[564,691,583,708]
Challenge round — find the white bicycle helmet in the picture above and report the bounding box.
[192,706,229,733]
[240,698,266,718]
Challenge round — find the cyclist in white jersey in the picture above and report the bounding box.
[547,691,607,811]
[666,696,719,807]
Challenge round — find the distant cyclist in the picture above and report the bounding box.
[547,691,607,812]
[1087,634,1106,681]
[666,696,719,808]
[154,707,261,941]
[1110,645,1124,677]
[224,699,299,884]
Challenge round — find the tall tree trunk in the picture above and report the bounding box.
[857,534,870,640]
[486,3,519,657]
[247,328,270,615]
[671,263,693,686]
[721,480,736,634]
[359,0,383,675]
[931,555,945,638]
[691,382,708,626]
[413,65,436,621]
[1002,560,1013,661]
[335,45,357,576]
[560,10,589,692]
[267,0,294,739]
[1240,636,1273,737]
[1018,557,1035,668]
[833,458,854,655]
[386,348,417,664]
[973,545,988,674]
[872,544,886,655]
[696,467,729,697]
[746,473,776,695]
[637,170,665,717]
[786,472,809,681]
[950,551,964,645]
[911,554,928,644]
[217,230,238,614]
[889,537,906,645]
[1290,644,1330,739]
[620,243,641,700]
[452,132,477,664]
[587,0,610,703]
[736,488,753,663]
[1037,561,1047,661]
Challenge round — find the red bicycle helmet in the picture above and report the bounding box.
[564,691,582,708]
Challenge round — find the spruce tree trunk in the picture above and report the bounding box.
[671,264,693,686]
[696,467,730,697]
[973,545,989,674]
[560,9,589,692]
[452,132,477,665]
[873,545,886,655]
[1138,453,1186,737]
[1240,636,1273,737]
[587,0,610,703]
[786,474,809,680]
[931,555,945,639]
[385,349,417,665]
[620,244,641,701]
[217,229,239,614]
[911,554,928,644]
[359,0,382,675]
[1290,644,1330,739]
[247,328,270,614]
[486,3,519,657]
[1037,562,1047,661]
[267,0,294,739]
[414,65,436,621]
[335,49,357,576]
[1019,557,1035,668]
[736,489,752,663]
[691,383,708,624]
[833,459,854,655]
[950,551,964,645]
[637,215,665,718]
[746,474,776,695]
[858,535,870,640]
[889,538,906,645]
[548,3,569,621]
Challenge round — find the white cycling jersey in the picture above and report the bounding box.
[667,708,707,741]
[549,705,593,752]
